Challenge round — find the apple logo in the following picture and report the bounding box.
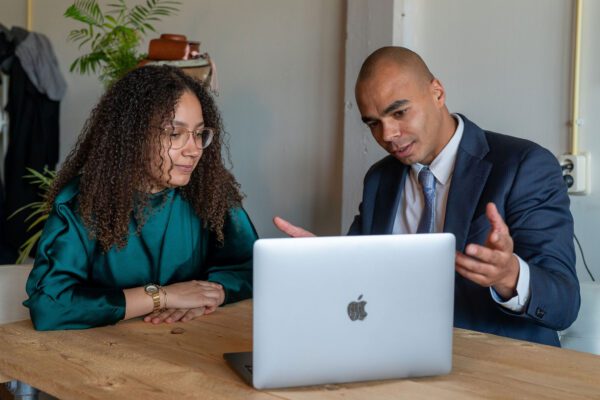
[347,294,367,321]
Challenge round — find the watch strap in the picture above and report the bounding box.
[144,284,162,313]
[150,290,161,313]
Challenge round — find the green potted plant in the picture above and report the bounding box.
[9,168,56,264]
[65,0,180,86]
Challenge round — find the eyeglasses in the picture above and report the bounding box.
[161,126,215,149]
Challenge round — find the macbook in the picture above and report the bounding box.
[224,233,456,389]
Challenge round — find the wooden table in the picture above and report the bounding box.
[0,300,599,399]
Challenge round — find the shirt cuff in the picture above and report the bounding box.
[489,254,531,313]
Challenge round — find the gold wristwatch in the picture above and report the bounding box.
[144,283,162,313]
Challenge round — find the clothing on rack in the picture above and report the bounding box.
[0,183,17,263]
[0,25,28,73]
[15,32,67,101]
[0,24,16,262]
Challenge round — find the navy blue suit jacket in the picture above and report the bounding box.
[348,115,580,346]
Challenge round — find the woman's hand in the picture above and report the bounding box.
[143,305,219,324]
[143,280,225,324]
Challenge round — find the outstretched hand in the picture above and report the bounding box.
[455,203,520,300]
[273,216,316,237]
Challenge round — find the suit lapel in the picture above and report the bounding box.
[444,115,492,251]
[372,161,408,234]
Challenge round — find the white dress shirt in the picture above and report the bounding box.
[392,114,530,312]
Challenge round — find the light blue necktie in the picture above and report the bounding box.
[417,166,436,233]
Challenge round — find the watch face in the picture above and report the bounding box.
[145,284,159,294]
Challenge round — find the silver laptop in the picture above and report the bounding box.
[224,233,456,389]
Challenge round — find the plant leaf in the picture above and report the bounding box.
[66,0,180,86]
[26,214,50,231]
[64,0,104,27]
[16,231,42,264]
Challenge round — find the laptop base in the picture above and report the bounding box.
[223,352,253,386]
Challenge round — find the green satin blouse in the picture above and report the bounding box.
[24,180,257,330]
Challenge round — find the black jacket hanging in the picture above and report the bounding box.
[2,28,63,257]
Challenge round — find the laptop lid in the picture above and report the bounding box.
[227,233,455,389]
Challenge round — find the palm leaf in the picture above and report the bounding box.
[23,166,56,183]
[64,0,104,27]
[107,0,128,17]
[67,28,92,43]
[23,206,50,223]
[9,167,56,264]
[25,214,49,232]
[126,0,180,32]
[65,0,180,86]
[15,231,43,265]
[8,203,36,220]
[70,51,108,75]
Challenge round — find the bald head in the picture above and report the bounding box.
[354,46,455,166]
[357,46,434,88]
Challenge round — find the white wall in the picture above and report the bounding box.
[570,0,600,284]
[4,0,598,281]
[402,0,598,283]
[403,0,571,153]
[0,0,25,28]
[342,0,599,283]
[0,0,345,238]
[341,0,395,233]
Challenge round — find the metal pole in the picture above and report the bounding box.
[571,0,583,154]
[27,0,33,31]
[6,381,40,400]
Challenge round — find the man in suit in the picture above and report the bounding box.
[274,46,580,346]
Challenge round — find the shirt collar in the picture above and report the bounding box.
[411,113,464,185]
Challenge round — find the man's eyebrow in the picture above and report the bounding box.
[360,99,410,124]
[361,116,376,124]
[383,99,409,115]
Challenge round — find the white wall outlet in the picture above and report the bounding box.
[559,153,591,195]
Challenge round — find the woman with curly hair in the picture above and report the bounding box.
[24,65,257,330]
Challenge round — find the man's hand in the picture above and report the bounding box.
[455,203,520,300]
[273,216,316,237]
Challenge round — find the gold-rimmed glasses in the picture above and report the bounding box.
[162,126,215,149]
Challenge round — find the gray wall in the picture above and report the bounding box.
[0,0,345,238]
[570,0,600,284]
[3,0,599,283]
[342,0,599,283]
[0,0,25,29]
[405,0,599,283]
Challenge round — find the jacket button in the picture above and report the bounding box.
[535,307,545,319]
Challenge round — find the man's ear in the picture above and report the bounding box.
[430,78,446,107]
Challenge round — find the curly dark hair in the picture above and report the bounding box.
[48,65,243,250]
